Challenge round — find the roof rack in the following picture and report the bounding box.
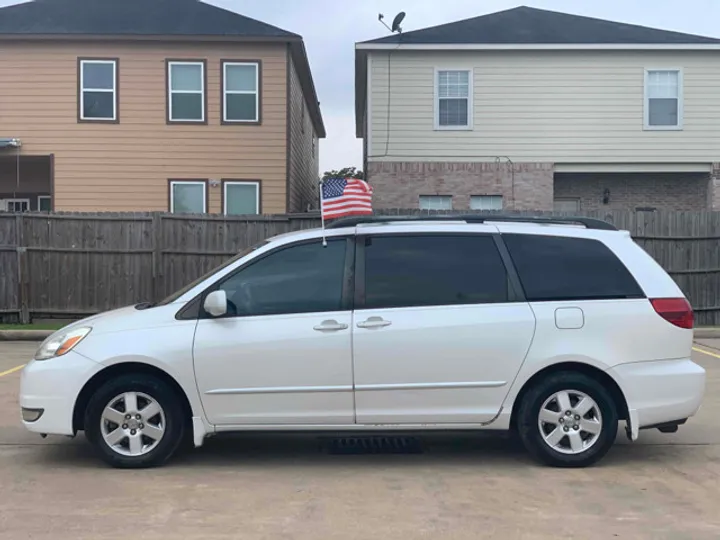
[325,214,617,231]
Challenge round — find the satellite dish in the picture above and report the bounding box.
[391,12,406,33]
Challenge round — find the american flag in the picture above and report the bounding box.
[321,177,373,219]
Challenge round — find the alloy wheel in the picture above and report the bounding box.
[537,389,603,455]
[100,391,166,457]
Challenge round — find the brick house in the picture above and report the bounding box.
[0,0,324,214]
[355,7,720,212]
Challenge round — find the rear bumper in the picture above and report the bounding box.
[610,358,706,435]
[19,351,102,436]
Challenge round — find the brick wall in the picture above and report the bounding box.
[367,163,714,212]
[367,161,554,211]
[554,173,710,212]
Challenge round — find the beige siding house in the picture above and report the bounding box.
[0,0,324,214]
[356,7,720,212]
[287,54,321,213]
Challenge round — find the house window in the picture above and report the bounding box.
[224,181,260,215]
[168,61,206,122]
[38,196,52,212]
[645,69,683,129]
[3,199,30,212]
[170,181,206,213]
[419,195,452,210]
[554,198,580,213]
[222,61,259,123]
[79,59,117,121]
[471,195,503,211]
[436,69,472,129]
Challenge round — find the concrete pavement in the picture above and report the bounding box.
[0,342,719,539]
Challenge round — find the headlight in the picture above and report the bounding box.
[34,327,92,361]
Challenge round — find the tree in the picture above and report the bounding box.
[322,167,364,181]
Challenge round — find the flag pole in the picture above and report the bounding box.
[318,179,327,247]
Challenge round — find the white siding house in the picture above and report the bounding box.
[355,7,720,212]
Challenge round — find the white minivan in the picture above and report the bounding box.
[20,215,706,468]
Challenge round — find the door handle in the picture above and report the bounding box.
[356,317,392,329]
[313,320,349,332]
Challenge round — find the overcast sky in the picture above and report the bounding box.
[2,0,719,173]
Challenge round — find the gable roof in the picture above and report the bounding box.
[362,6,720,45]
[0,0,325,136]
[0,0,298,37]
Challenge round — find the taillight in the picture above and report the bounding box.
[650,298,694,329]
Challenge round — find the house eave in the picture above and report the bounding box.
[555,162,713,173]
[0,33,302,43]
[355,43,720,51]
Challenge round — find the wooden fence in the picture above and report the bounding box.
[2,210,720,325]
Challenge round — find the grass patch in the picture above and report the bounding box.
[0,323,67,331]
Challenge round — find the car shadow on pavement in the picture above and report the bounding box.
[25,431,701,470]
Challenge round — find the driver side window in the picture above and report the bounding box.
[215,239,347,317]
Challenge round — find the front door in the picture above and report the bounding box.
[352,232,536,424]
[193,237,355,425]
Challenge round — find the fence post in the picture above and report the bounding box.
[15,214,30,324]
[152,213,163,302]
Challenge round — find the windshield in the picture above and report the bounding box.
[155,241,269,306]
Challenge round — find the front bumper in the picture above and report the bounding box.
[19,351,102,436]
[610,358,706,436]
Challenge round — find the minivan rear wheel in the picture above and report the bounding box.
[84,374,185,469]
[517,372,618,467]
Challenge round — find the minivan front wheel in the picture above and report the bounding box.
[517,372,618,467]
[84,375,185,468]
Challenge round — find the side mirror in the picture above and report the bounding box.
[204,290,228,317]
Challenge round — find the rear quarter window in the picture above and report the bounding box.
[503,234,645,302]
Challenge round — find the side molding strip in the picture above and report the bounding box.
[206,385,353,395]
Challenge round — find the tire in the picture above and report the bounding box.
[517,371,618,468]
[84,374,186,469]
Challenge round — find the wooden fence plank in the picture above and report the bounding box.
[0,216,19,321]
[15,214,29,324]
[2,210,720,325]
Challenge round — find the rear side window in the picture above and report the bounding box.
[363,235,508,309]
[503,234,644,302]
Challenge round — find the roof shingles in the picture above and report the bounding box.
[363,6,720,45]
[0,0,299,37]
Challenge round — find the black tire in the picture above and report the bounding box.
[517,371,618,468]
[84,374,186,469]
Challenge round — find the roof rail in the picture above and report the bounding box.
[325,214,617,231]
